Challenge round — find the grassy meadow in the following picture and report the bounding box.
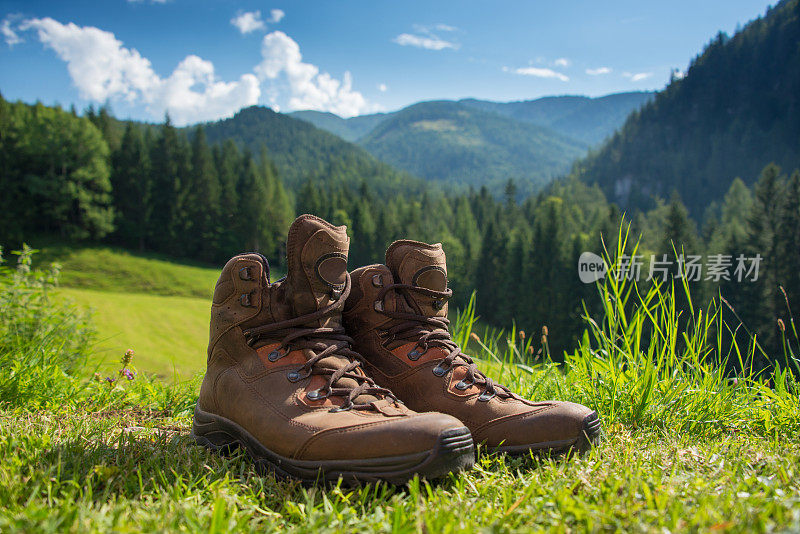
[1,239,799,533]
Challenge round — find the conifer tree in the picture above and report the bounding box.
[186,126,221,261]
[111,123,151,250]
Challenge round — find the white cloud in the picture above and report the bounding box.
[554,57,571,68]
[18,16,374,122]
[393,32,457,51]
[586,66,612,75]
[127,0,171,4]
[268,9,285,23]
[2,15,22,46]
[231,11,266,35]
[508,66,569,82]
[20,17,260,125]
[255,31,374,117]
[378,83,387,92]
[434,23,457,32]
[623,71,653,82]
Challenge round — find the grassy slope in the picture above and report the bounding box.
[38,246,227,378]
[59,288,208,379]
[37,245,220,299]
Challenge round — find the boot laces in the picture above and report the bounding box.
[243,274,396,411]
[375,282,513,400]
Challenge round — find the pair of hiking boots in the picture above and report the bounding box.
[192,215,601,484]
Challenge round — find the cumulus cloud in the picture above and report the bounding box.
[20,17,259,124]
[268,9,285,23]
[623,71,653,82]
[18,16,374,122]
[2,14,22,46]
[434,23,457,32]
[505,66,569,82]
[255,31,373,117]
[586,66,612,75]
[378,83,387,92]
[231,11,266,34]
[553,57,571,68]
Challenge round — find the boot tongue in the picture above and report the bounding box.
[285,214,349,327]
[286,215,380,405]
[385,240,449,318]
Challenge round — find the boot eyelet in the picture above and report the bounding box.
[372,274,383,287]
[330,287,342,301]
[432,300,444,310]
[373,300,384,312]
[407,349,421,361]
[478,390,496,402]
[287,371,302,382]
[239,266,252,280]
[240,292,256,308]
[432,364,448,377]
[267,349,283,362]
[455,379,472,390]
[307,387,330,401]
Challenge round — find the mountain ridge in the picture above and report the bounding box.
[573,0,800,216]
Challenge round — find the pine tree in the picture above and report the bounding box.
[186,126,221,261]
[111,123,151,250]
[236,151,270,252]
[214,140,243,259]
[148,115,184,252]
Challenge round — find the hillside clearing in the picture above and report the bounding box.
[58,288,208,379]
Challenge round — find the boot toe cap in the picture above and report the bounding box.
[297,412,471,461]
[476,401,600,453]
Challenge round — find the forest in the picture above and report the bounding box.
[2,93,799,369]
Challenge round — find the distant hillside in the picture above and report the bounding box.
[358,101,587,196]
[574,0,800,216]
[202,106,424,194]
[288,110,393,142]
[459,92,653,146]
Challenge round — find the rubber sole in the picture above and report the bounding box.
[191,406,475,485]
[492,411,603,456]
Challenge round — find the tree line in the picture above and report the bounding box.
[2,95,799,369]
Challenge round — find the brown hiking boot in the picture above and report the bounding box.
[343,240,602,456]
[192,217,474,483]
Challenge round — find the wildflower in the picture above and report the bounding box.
[470,332,480,343]
[122,368,136,381]
[105,376,116,388]
[93,372,103,382]
[519,330,526,340]
[527,345,534,355]
[542,326,549,337]
[122,349,135,368]
[778,318,786,332]
[541,335,547,345]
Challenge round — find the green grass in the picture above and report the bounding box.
[58,288,208,379]
[2,234,799,532]
[36,244,222,299]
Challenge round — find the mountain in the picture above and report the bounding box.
[291,92,652,147]
[202,106,424,194]
[458,92,653,146]
[358,100,587,196]
[574,0,800,216]
[288,110,393,142]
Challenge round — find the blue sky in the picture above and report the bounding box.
[0,0,775,125]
